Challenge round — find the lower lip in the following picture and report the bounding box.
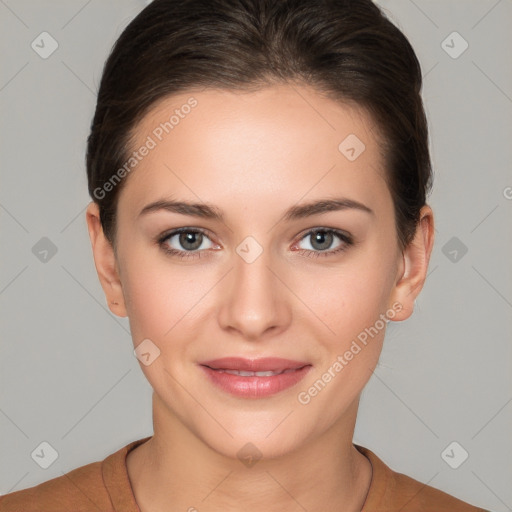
[199,365,312,398]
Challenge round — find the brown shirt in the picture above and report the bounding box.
[0,436,490,511]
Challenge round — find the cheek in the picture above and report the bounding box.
[120,254,215,344]
[294,265,391,414]
[303,257,394,337]
[297,248,396,384]
[119,253,178,341]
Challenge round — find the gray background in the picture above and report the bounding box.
[1,0,511,510]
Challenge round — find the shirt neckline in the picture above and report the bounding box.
[102,437,386,512]
[102,436,152,512]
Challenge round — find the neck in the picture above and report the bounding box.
[127,394,372,512]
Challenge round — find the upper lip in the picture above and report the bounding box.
[199,357,310,372]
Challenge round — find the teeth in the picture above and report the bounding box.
[223,369,283,376]
[215,368,300,376]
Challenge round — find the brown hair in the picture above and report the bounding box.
[86,0,432,252]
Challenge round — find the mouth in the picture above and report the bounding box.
[198,357,312,398]
[199,356,311,373]
[208,368,304,377]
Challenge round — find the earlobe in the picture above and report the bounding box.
[85,202,128,318]
[388,205,435,322]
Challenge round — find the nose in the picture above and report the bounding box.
[217,242,292,341]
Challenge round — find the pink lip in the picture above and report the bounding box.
[198,357,312,398]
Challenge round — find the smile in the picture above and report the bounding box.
[213,368,303,377]
[199,362,312,398]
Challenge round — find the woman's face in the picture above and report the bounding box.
[95,83,424,458]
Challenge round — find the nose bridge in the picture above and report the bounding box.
[218,234,289,339]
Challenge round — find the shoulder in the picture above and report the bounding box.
[0,436,150,512]
[0,460,109,512]
[356,445,491,512]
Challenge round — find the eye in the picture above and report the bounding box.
[157,227,353,260]
[158,228,216,259]
[293,228,353,258]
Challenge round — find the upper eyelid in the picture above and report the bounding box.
[296,226,351,240]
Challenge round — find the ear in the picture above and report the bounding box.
[388,205,435,321]
[85,202,127,317]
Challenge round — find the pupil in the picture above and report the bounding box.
[180,232,202,250]
[312,231,332,250]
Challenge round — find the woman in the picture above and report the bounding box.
[0,0,492,510]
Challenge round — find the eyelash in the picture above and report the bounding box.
[156,227,354,260]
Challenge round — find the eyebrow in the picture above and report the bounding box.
[138,197,374,221]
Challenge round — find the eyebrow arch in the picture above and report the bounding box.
[138,197,374,221]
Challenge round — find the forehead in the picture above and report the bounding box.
[119,84,390,217]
